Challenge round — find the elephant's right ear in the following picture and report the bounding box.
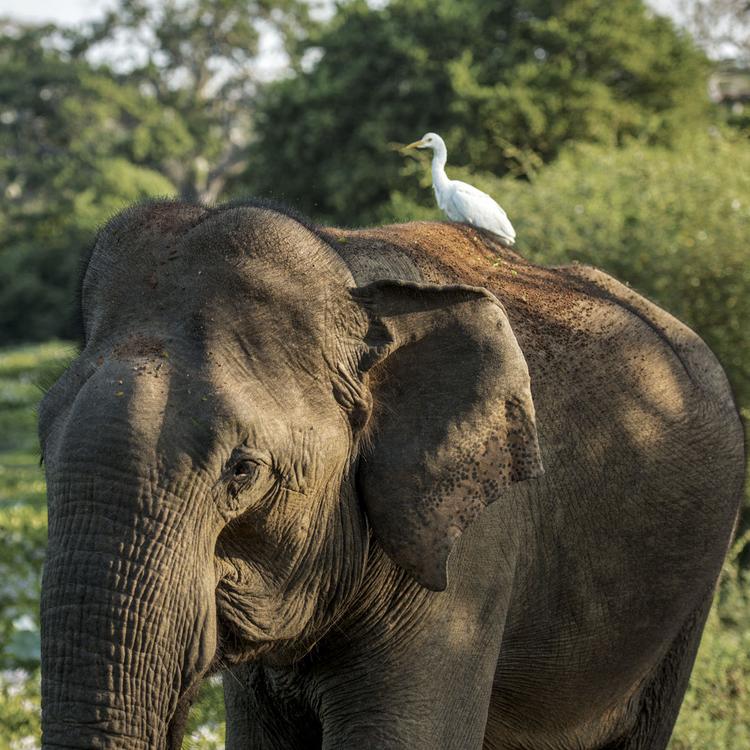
[349,280,544,591]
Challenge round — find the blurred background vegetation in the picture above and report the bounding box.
[0,0,748,747]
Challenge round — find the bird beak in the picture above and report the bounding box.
[404,139,426,150]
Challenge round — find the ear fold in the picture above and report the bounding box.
[351,280,543,591]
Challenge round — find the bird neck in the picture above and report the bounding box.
[431,141,449,191]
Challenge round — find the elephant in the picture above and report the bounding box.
[38,198,745,750]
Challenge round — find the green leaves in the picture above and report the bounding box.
[0,0,312,345]
[671,530,750,749]
[244,0,713,223]
[0,343,62,746]
[0,21,182,343]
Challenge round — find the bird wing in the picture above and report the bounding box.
[447,180,516,243]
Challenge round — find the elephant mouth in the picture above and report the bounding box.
[213,608,286,665]
[213,598,318,669]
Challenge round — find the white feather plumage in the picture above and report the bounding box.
[407,132,516,246]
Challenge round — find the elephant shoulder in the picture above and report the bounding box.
[559,263,739,418]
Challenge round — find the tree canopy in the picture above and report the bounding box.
[67,0,312,202]
[0,21,177,342]
[0,0,311,342]
[246,0,712,223]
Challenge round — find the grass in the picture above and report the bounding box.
[670,525,750,748]
[0,342,71,749]
[0,341,747,749]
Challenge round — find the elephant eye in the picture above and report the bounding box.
[233,459,258,478]
[219,450,274,516]
[223,451,268,497]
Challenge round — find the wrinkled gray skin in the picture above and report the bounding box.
[39,200,745,750]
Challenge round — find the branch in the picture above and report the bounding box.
[202,145,250,204]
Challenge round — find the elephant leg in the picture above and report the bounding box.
[597,595,714,750]
[310,618,506,750]
[224,662,322,749]
[311,569,515,746]
[316,662,498,749]
[225,642,499,750]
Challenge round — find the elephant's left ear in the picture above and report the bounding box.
[351,280,544,591]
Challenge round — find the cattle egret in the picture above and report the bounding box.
[405,132,516,245]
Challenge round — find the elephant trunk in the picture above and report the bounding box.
[41,484,217,749]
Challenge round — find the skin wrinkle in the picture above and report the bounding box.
[44,595,198,743]
[44,416,218,745]
[45,505,211,626]
[215,460,368,665]
[39,201,745,749]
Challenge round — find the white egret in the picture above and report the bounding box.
[405,132,516,246]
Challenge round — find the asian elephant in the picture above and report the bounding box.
[39,199,745,750]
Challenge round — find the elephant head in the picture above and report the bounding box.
[38,200,542,748]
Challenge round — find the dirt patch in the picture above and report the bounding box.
[112,334,168,360]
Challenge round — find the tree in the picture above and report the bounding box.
[68,0,313,203]
[0,0,314,343]
[245,0,712,224]
[0,21,175,343]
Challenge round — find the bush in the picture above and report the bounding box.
[246,0,712,224]
[671,528,750,749]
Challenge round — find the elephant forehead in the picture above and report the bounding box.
[83,210,345,356]
[90,200,339,271]
[89,202,351,283]
[47,343,347,487]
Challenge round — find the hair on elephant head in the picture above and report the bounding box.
[38,199,542,748]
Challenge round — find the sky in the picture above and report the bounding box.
[0,0,112,24]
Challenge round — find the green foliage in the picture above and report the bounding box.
[0,23,183,201]
[448,0,712,168]
[670,528,750,749]
[246,0,712,223]
[184,676,226,748]
[0,0,314,346]
[0,23,177,344]
[0,157,174,344]
[69,0,313,202]
[0,342,72,748]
